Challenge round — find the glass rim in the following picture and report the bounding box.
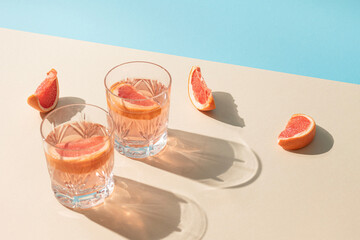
[104,61,172,102]
[40,103,115,151]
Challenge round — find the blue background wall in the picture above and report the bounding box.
[1,0,359,84]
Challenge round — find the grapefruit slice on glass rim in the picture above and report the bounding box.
[27,69,59,112]
[188,66,215,111]
[278,113,316,150]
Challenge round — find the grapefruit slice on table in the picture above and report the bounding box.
[278,114,316,150]
[188,66,215,111]
[27,69,59,112]
[109,82,161,119]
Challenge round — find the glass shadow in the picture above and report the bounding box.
[40,96,86,119]
[138,129,261,188]
[75,176,207,240]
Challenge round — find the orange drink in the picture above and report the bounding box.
[105,62,171,158]
[41,104,114,209]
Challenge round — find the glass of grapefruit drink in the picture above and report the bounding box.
[105,61,171,158]
[40,104,115,209]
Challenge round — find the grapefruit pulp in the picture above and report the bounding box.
[27,69,59,112]
[278,114,316,150]
[188,66,215,111]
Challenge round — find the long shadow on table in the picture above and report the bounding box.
[202,91,245,127]
[40,96,86,120]
[290,125,334,155]
[137,129,261,188]
[76,176,207,240]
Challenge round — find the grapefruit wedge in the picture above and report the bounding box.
[48,136,112,174]
[27,69,59,112]
[278,114,316,150]
[56,136,106,157]
[108,82,161,119]
[117,83,157,107]
[188,66,215,111]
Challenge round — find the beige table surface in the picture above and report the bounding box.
[1,28,359,240]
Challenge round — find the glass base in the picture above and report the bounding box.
[115,132,167,158]
[53,176,114,209]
